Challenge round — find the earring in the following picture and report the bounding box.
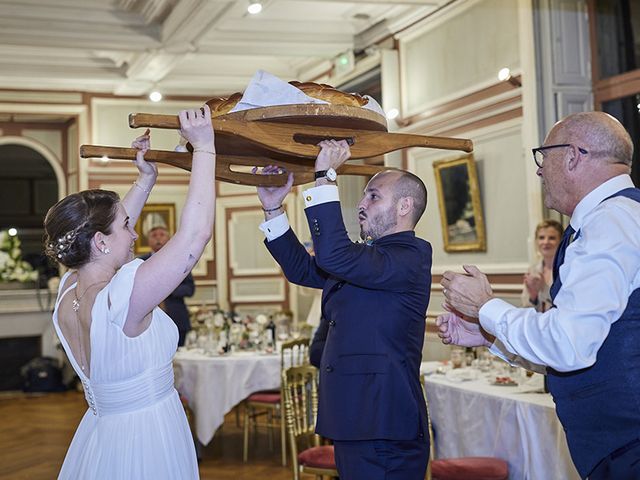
[102,248,110,255]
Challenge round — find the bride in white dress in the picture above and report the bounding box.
[44,105,216,479]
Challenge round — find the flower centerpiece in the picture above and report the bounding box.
[0,230,38,285]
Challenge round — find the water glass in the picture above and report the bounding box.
[450,347,464,369]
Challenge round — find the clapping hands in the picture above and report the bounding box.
[436,308,493,348]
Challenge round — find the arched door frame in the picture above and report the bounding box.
[0,102,89,195]
[0,136,66,199]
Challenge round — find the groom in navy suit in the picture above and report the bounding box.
[256,140,432,480]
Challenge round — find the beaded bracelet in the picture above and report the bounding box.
[133,181,152,195]
[263,205,282,213]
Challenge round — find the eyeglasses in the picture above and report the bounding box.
[531,144,589,168]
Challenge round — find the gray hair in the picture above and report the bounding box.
[559,111,633,166]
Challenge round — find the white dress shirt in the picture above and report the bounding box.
[258,185,339,241]
[483,175,640,372]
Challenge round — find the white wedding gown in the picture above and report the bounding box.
[52,259,198,479]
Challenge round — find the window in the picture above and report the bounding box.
[592,0,640,79]
[589,0,640,185]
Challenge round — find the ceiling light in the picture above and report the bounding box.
[8,228,17,237]
[386,108,399,120]
[247,2,262,14]
[100,156,110,163]
[149,91,162,102]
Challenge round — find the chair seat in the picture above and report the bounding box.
[298,445,336,470]
[432,457,509,480]
[247,392,281,403]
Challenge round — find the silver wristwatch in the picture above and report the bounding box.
[314,168,337,182]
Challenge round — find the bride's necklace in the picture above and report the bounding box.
[72,279,108,372]
[72,280,108,312]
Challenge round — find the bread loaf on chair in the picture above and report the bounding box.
[290,81,369,107]
[204,81,368,118]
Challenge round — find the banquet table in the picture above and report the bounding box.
[422,362,580,480]
[173,350,281,445]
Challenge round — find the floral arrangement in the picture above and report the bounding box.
[0,230,38,283]
[187,306,286,354]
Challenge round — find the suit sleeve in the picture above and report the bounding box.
[265,228,328,289]
[170,272,195,299]
[307,202,431,291]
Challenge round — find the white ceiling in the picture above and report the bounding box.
[0,0,446,98]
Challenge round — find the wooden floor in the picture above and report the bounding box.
[0,390,317,480]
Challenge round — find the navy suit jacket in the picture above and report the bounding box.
[266,201,432,441]
[139,253,195,332]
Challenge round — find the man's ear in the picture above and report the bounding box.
[398,197,413,218]
[567,145,581,171]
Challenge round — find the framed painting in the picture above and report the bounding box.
[433,154,486,252]
[134,203,176,254]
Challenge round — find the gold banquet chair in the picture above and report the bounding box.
[243,337,310,465]
[283,365,338,480]
[421,376,509,480]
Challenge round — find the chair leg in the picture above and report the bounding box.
[267,409,274,451]
[243,404,250,462]
[280,405,287,466]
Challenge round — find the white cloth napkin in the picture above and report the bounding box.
[231,70,327,112]
[230,69,386,118]
[515,373,545,393]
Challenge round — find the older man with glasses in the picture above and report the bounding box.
[436,111,640,480]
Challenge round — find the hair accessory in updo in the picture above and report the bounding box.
[46,222,86,260]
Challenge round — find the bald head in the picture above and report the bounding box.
[554,111,633,166]
[385,170,427,226]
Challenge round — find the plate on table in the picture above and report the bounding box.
[492,376,518,387]
[445,368,478,382]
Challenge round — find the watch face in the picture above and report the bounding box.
[326,168,337,181]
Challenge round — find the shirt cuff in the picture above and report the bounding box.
[478,297,513,337]
[302,185,339,208]
[259,212,290,241]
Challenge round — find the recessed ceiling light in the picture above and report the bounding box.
[8,228,17,237]
[100,156,110,163]
[149,91,162,102]
[247,2,262,14]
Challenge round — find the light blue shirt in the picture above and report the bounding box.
[483,175,640,372]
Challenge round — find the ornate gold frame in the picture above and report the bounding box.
[134,203,176,254]
[433,154,486,252]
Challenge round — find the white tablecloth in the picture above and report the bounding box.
[422,362,580,480]
[174,350,281,445]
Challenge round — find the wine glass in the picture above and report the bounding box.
[290,325,301,340]
[276,324,289,342]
